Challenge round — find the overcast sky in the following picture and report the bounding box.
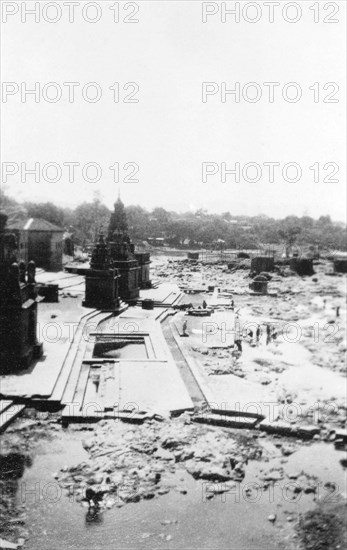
[1,0,346,220]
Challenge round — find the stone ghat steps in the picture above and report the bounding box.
[135,294,183,309]
[50,311,112,405]
[0,400,26,432]
[136,285,183,309]
[135,300,168,308]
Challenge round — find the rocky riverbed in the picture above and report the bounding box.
[1,254,346,549]
[160,257,346,433]
[1,407,346,550]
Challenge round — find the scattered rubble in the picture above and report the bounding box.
[56,417,262,509]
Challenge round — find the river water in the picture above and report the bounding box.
[12,426,346,550]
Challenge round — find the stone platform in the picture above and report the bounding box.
[36,269,86,295]
[60,306,194,422]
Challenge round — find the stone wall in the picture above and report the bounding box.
[289,258,314,276]
[333,259,347,273]
[250,256,274,274]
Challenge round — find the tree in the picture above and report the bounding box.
[278,221,302,257]
[151,207,171,225]
[0,188,27,224]
[126,205,150,239]
[74,199,111,244]
[222,211,232,221]
[24,202,65,226]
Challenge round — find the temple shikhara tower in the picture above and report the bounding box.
[107,196,141,301]
[84,196,151,309]
[0,213,43,373]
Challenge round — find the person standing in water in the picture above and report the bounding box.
[235,338,243,353]
[266,324,271,345]
[182,319,188,336]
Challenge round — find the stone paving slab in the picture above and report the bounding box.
[118,306,165,321]
[36,270,85,290]
[139,283,182,305]
[36,271,78,283]
[104,308,194,413]
[115,360,194,415]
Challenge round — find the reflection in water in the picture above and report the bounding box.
[85,507,104,526]
[0,452,33,534]
[0,453,32,480]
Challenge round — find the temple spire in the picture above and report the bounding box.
[108,191,129,242]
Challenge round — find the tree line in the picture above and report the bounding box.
[1,190,346,252]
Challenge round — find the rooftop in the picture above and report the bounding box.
[7,218,64,232]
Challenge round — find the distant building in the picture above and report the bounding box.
[8,218,64,272]
[147,237,165,246]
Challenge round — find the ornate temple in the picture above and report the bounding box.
[107,196,141,301]
[83,233,120,310]
[0,213,43,373]
[83,196,151,309]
